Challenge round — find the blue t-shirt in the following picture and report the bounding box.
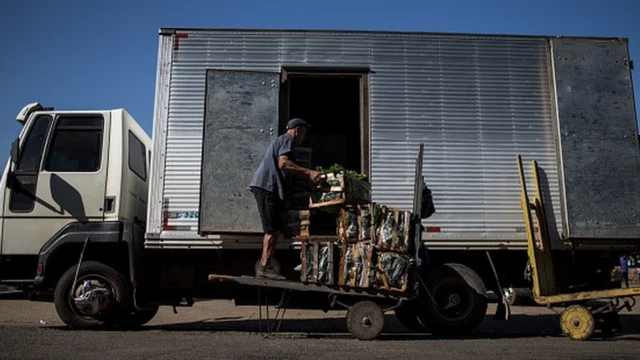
[249,134,296,202]
[620,256,629,272]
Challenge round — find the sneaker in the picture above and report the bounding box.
[293,264,302,272]
[256,264,286,281]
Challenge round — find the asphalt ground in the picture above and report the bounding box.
[1,290,640,360]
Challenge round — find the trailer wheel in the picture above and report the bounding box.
[421,263,487,334]
[560,305,595,340]
[53,261,130,329]
[346,301,385,340]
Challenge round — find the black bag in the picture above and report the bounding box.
[420,181,435,219]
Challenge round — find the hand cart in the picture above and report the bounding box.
[517,154,640,340]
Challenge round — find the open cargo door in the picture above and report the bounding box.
[199,70,281,234]
[552,39,640,243]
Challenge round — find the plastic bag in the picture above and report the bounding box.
[360,206,372,240]
[318,244,330,284]
[378,252,409,289]
[346,208,358,240]
[304,243,315,282]
[381,211,395,248]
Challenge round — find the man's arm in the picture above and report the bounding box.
[278,154,322,183]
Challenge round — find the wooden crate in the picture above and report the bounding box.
[284,210,310,223]
[338,240,375,288]
[309,172,371,209]
[283,210,311,237]
[336,204,380,243]
[300,239,336,285]
[283,222,310,237]
[374,251,412,293]
[376,206,413,254]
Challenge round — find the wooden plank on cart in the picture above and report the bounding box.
[208,273,409,299]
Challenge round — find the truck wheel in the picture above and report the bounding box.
[53,261,130,329]
[421,263,488,335]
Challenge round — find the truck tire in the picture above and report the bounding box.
[53,261,130,329]
[421,263,487,335]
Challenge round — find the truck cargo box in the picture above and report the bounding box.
[146,28,640,251]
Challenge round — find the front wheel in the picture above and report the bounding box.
[53,261,130,329]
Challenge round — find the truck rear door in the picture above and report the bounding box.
[198,69,281,234]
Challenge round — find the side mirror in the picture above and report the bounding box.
[10,138,19,166]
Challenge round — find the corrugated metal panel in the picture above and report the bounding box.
[147,33,174,235]
[369,37,561,243]
[159,30,562,248]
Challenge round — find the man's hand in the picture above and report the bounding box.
[308,170,323,185]
[279,155,324,185]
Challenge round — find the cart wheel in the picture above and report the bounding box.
[560,305,595,340]
[346,301,385,340]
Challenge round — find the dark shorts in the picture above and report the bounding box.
[251,187,284,234]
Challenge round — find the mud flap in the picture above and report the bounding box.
[486,251,510,321]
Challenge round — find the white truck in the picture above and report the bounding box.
[1,28,639,333]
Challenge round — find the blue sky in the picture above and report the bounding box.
[0,0,639,164]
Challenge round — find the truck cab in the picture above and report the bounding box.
[0,102,150,291]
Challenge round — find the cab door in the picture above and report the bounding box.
[1,113,109,258]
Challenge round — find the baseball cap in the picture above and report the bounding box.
[286,118,311,130]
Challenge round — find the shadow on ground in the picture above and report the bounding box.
[47,313,640,341]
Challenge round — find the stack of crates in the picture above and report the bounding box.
[299,202,417,293]
[337,204,415,292]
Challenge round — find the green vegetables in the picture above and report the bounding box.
[316,163,368,182]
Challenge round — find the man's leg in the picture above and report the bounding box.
[261,232,279,267]
[263,198,284,266]
[252,187,285,280]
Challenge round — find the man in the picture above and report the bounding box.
[249,118,322,280]
[620,255,629,288]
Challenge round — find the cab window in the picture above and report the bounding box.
[9,115,53,212]
[44,116,103,172]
